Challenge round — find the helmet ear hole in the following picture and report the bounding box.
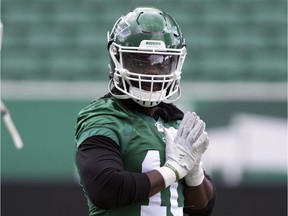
[110,44,118,55]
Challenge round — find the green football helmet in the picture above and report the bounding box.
[107,7,187,107]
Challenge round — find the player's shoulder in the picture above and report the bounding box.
[78,97,133,118]
[75,98,135,141]
[76,98,139,130]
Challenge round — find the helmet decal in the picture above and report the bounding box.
[139,40,166,49]
[115,17,131,41]
[172,26,180,37]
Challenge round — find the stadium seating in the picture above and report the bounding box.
[1,0,286,81]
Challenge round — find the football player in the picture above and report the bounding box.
[75,6,216,216]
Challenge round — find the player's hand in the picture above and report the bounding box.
[180,113,209,186]
[156,112,209,187]
[184,135,209,186]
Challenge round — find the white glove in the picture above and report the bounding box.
[184,115,209,186]
[185,161,205,186]
[184,135,209,187]
[156,112,208,187]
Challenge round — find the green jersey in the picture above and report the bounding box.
[75,98,185,216]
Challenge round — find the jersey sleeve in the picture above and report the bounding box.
[75,99,135,149]
[76,127,120,148]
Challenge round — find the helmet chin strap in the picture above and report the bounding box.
[109,78,181,107]
[129,86,167,107]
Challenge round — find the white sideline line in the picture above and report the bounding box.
[1,81,287,101]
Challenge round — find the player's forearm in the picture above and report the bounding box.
[77,136,151,209]
[146,170,166,197]
[184,177,214,210]
[183,174,216,216]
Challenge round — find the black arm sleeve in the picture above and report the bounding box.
[76,135,150,210]
[183,173,217,216]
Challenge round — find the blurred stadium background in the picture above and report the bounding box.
[1,0,287,215]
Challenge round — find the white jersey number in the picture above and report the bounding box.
[141,150,183,216]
